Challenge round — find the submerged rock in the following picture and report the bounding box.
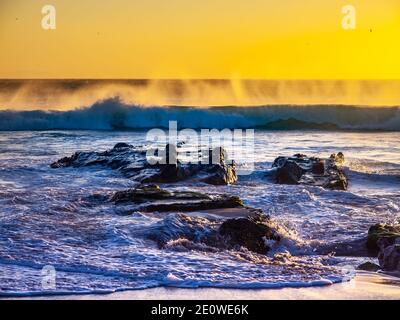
[378,245,400,272]
[51,143,237,186]
[270,152,348,190]
[366,224,400,253]
[141,146,237,185]
[365,224,400,273]
[273,158,304,184]
[50,142,142,169]
[219,214,281,254]
[111,184,243,213]
[316,237,372,257]
[144,210,282,255]
[357,261,381,272]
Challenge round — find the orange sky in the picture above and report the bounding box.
[0,0,399,79]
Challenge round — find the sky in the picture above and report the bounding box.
[0,0,399,79]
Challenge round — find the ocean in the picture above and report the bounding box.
[0,103,399,296]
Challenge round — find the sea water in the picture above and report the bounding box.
[0,127,399,296]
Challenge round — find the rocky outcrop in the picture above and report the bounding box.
[145,210,282,255]
[366,224,400,253]
[270,152,348,190]
[316,237,372,257]
[366,224,400,273]
[50,142,142,169]
[111,184,243,213]
[218,214,281,254]
[378,245,400,272]
[357,262,381,272]
[320,224,400,273]
[51,143,238,186]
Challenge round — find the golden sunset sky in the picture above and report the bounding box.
[0,0,399,79]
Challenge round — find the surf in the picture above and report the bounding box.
[0,98,399,131]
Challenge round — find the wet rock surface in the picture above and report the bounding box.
[270,152,348,190]
[111,184,244,213]
[316,237,372,257]
[357,262,381,272]
[144,210,282,254]
[328,224,400,273]
[367,224,400,273]
[218,214,281,254]
[366,224,400,253]
[51,143,237,185]
[378,245,400,272]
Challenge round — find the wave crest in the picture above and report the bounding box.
[1,98,399,131]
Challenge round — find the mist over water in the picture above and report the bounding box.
[1,79,400,110]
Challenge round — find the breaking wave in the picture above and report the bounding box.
[1,98,399,131]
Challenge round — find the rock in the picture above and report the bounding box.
[159,143,178,165]
[218,214,280,254]
[378,245,400,272]
[357,262,381,272]
[145,210,282,255]
[143,195,243,213]
[143,146,237,185]
[366,224,400,253]
[113,142,132,150]
[51,143,238,186]
[111,184,243,213]
[271,152,348,190]
[145,213,218,249]
[358,224,400,273]
[316,237,373,257]
[201,161,238,185]
[111,184,175,203]
[275,159,304,184]
[50,143,141,170]
[311,159,325,175]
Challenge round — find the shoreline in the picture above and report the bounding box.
[4,272,400,300]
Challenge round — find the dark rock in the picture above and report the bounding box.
[357,262,380,272]
[378,244,400,272]
[50,143,141,170]
[201,161,238,185]
[145,213,218,249]
[366,224,400,253]
[111,184,175,203]
[315,237,374,257]
[271,152,348,190]
[275,160,304,184]
[145,211,282,255]
[219,214,280,254]
[366,224,400,273]
[143,196,243,213]
[111,184,243,213]
[311,160,325,175]
[113,142,132,150]
[51,143,238,186]
[50,155,76,168]
[159,143,178,165]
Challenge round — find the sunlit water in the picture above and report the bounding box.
[0,130,399,296]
